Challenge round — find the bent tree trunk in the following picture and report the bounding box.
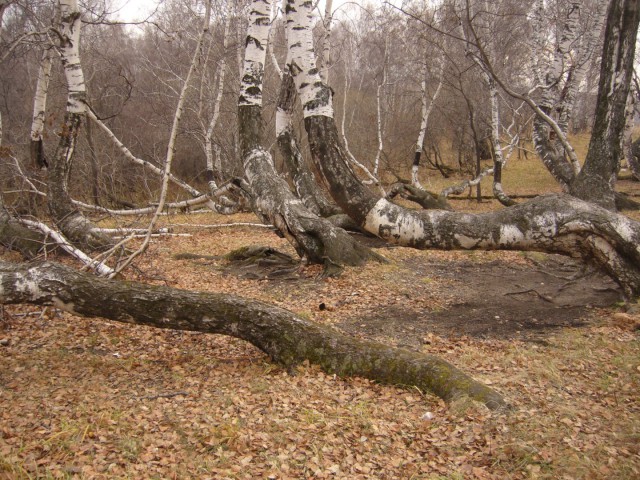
[569,0,640,210]
[277,69,341,218]
[285,0,640,299]
[238,0,378,267]
[48,0,111,251]
[0,260,506,409]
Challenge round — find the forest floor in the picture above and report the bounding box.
[1,162,640,479]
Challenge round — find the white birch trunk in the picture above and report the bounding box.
[239,0,272,108]
[205,13,231,192]
[30,49,53,143]
[286,0,333,118]
[59,0,85,115]
[412,54,445,189]
[372,49,386,180]
[30,48,53,168]
[319,0,333,84]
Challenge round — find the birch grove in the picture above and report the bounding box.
[1,0,640,428]
[285,0,640,298]
[238,0,377,267]
[0,0,637,288]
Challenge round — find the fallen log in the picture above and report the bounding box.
[0,260,507,410]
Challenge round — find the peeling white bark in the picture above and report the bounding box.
[239,0,271,107]
[286,0,333,118]
[59,0,85,115]
[18,219,113,276]
[30,49,52,143]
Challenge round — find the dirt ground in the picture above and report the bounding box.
[216,237,623,345]
[340,252,622,346]
[1,195,639,479]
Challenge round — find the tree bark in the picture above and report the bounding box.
[276,70,341,217]
[238,0,379,268]
[0,196,45,258]
[570,0,640,210]
[0,259,507,410]
[30,48,52,169]
[48,0,112,251]
[285,0,640,299]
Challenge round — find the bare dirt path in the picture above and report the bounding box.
[339,253,622,345]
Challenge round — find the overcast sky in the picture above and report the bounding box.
[110,0,382,23]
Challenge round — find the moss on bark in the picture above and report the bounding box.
[0,260,507,410]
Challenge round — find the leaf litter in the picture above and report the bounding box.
[0,211,639,479]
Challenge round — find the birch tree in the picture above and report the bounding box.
[285,0,640,299]
[47,0,112,250]
[238,0,378,268]
[569,0,640,209]
[30,47,53,169]
[276,58,341,218]
[460,0,517,206]
[531,0,599,189]
[412,53,444,189]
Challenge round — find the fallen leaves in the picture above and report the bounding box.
[1,212,639,479]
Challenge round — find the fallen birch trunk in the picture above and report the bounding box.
[0,260,507,410]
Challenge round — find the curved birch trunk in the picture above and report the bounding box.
[239,0,378,268]
[531,1,582,190]
[570,0,640,210]
[48,0,112,251]
[285,0,640,299]
[276,58,340,216]
[270,7,338,216]
[0,259,507,410]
